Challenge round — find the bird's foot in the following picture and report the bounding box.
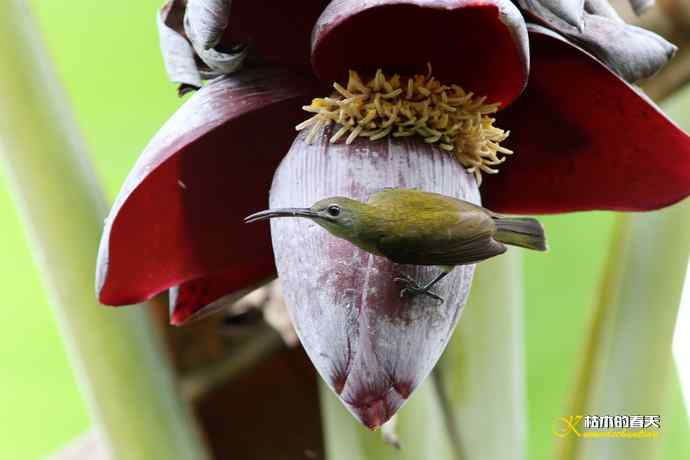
[393,274,444,303]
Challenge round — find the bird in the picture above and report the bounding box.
[245,188,547,302]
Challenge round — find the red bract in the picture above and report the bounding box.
[168,270,269,326]
[99,0,690,429]
[96,68,322,305]
[484,25,690,213]
[311,0,528,107]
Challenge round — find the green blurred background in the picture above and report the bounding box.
[0,1,687,459]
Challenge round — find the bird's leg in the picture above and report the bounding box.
[394,270,450,303]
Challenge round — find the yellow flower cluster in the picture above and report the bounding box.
[296,66,513,185]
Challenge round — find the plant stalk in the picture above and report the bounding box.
[436,250,527,460]
[556,201,690,460]
[0,1,208,458]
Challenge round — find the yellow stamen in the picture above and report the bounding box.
[296,65,512,185]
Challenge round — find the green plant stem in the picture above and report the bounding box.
[557,201,690,460]
[0,1,208,459]
[436,250,527,460]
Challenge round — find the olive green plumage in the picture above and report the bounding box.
[245,188,547,300]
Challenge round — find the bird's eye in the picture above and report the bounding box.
[327,205,341,217]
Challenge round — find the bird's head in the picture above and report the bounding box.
[244,196,366,240]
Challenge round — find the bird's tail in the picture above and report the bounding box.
[494,217,548,251]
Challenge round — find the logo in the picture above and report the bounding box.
[553,414,661,439]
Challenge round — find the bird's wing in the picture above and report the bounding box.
[369,188,454,210]
[375,210,507,266]
[369,188,494,216]
[369,186,420,197]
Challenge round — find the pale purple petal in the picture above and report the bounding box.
[158,0,203,92]
[185,0,230,50]
[584,0,623,21]
[520,1,676,82]
[518,0,585,29]
[269,131,479,428]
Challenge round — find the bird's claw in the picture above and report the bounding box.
[394,276,444,303]
[393,274,415,285]
[403,287,444,303]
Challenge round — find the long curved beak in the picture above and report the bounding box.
[244,208,319,223]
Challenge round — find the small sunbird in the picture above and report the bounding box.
[245,188,547,301]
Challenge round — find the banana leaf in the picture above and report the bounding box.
[437,251,527,460]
